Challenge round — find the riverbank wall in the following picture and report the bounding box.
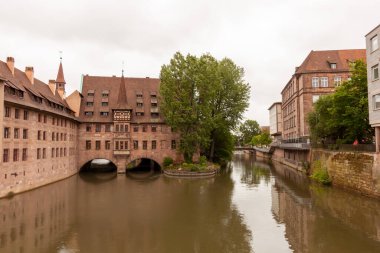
[260,146,380,198]
[310,149,380,198]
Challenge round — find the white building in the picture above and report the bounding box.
[366,25,380,152]
[268,102,282,140]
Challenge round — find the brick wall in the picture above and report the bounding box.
[311,149,380,197]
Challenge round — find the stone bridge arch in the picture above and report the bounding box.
[79,158,118,173]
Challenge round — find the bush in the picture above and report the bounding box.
[163,157,174,167]
[199,155,207,165]
[310,160,331,185]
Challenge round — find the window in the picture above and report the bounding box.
[120,141,124,150]
[37,130,41,140]
[14,128,19,139]
[86,102,94,106]
[43,131,46,140]
[142,125,147,132]
[137,102,143,107]
[84,111,94,116]
[96,124,101,132]
[52,148,55,158]
[120,125,124,132]
[37,148,41,159]
[86,124,92,132]
[101,102,108,106]
[373,94,380,110]
[56,148,59,157]
[38,114,42,122]
[151,126,157,132]
[320,77,328,87]
[171,140,176,150]
[143,141,148,150]
[44,115,47,123]
[102,90,109,97]
[136,112,144,116]
[133,126,139,132]
[96,140,101,150]
[86,140,91,150]
[23,129,28,139]
[22,148,27,161]
[124,141,128,150]
[105,141,111,150]
[312,77,319,88]
[23,110,28,120]
[152,140,156,150]
[5,107,10,117]
[15,109,19,119]
[133,140,138,150]
[13,149,19,161]
[100,112,109,116]
[124,125,128,132]
[312,95,320,103]
[334,76,342,86]
[87,91,94,96]
[4,127,10,138]
[330,63,336,69]
[371,35,378,52]
[105,124,111,132]
[3,149,9,162]
[372,65,379,80]
[43,148,46,159]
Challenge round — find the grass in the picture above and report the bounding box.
[310,160,332,185]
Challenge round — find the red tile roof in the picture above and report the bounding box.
[295,49,366,74]
[80,75,164,123]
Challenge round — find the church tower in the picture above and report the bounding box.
[55,58,66,99]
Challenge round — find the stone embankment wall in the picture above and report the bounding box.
[311,149,380,198]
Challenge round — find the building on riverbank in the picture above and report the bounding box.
[366,25,380,152]
[275,49,366,168]
[0,57,80,197]
[0,56,181,198]
[268,102,282,142]
[78,73,181,173]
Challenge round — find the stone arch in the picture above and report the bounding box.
[126,157,162,173]
[79,158,118,173]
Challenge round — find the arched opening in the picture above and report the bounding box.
[126,158,161,179]
[80,159,117,173]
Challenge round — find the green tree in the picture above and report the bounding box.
[307,60,374,144]
[251,131,272,147]
[160,52,250,162]
[239,120,261,145]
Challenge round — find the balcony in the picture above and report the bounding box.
[278,137,311,150]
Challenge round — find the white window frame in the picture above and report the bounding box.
[334,76,342,86]
[371,35,378,52]
[374,94,380,110]
[312,77,319,88]
[372,64,379,80]
[320,77,328,87]
[330,63,337,69]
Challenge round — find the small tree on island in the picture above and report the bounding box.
[159,52,250,163]
[307,60,374,144]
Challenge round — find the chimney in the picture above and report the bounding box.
[48,79,56,95]
[6,57,14,76]
[295,66,299,72]
[25,66,34,85]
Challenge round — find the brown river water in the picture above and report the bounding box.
[1,152,380,253]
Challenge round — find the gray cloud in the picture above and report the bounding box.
[0,0,379,125]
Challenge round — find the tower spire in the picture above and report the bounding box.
[116,73,128,108]
[55,52,66,99]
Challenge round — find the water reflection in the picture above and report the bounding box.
[0,154,380,253]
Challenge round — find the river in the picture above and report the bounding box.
[1,153,380,253]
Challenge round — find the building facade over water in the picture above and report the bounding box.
[366,25,380,152]
[0,57,180,197]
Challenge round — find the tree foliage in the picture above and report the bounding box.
[307,60,373,144]
[238,119,261,145]
[251,131,272,147]
[160,52,250,162]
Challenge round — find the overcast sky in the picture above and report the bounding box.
[0,0,379,125]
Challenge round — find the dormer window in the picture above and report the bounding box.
[87,90,95,96]
[330,63,336,69]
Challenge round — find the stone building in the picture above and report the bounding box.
[278,49,366,168]
[0,57,79,197]
[366,25,380,152]
[0,56,181,197]
[78,73,181,173]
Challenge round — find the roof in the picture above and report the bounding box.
[268,102,282,110]
[365,24,380,37]
[0,59,76,119]
[295,49,366,74]
[56,61,66,84]
[80,75,164,123]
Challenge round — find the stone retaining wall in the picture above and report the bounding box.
[311,149,380,198]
